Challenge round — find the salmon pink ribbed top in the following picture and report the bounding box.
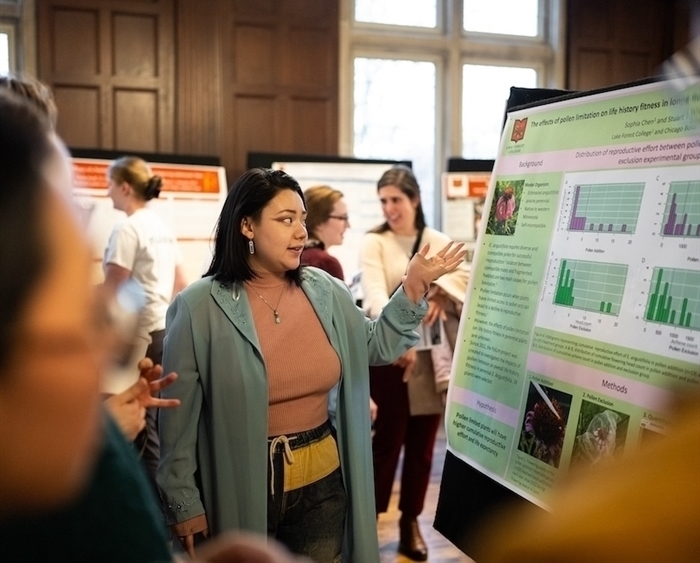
[245,279,340,436]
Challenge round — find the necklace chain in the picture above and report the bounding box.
[247,283,285,324]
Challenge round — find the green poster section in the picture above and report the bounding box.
[444,78,700,511]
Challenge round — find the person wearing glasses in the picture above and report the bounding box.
[302,185,380,426]
[300,185,349,281]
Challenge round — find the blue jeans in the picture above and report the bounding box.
[267,421,347,563]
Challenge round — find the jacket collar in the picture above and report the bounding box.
[210,280,262,355]
[208,269,336,352]
[300,268,334,339]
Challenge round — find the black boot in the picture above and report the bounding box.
[398,514,428,561]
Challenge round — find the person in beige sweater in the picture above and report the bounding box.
[360,164,468,561]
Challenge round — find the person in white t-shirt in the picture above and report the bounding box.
[103,155,188,489]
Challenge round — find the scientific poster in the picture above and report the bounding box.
[72,158,228,394]
[72,158,228,289]
[446,78,700,509]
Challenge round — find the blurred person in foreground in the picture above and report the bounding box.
[471,391,700,563]
[0,81,306,563]
[0,86,173,561]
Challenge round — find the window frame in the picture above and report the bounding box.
[460,58,545,158]
[462,0,546,40]
[0,21,16,72]
[340,0,566,226]
[0,0,37,75]
[351,48,444,224]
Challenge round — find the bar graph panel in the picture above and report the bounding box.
[554,259,628,316]
[645,268,700,331]
[567,183,645,234]
[661,180,700,238]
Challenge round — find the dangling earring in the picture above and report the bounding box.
[248,239,255,255]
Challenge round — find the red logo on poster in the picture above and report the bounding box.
[511,118,528,142]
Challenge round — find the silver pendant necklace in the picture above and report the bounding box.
[247,282,285,324]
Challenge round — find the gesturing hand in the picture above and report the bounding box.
[402,241,467,304]
[105,358,181,439]
[136,357,181,405]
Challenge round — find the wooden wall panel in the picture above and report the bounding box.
[38,0,339,182]
[38,0,174,152]
[289,98,331,154]
[573,50,612,91]
[114,89,158,150]
[566,0,675,90]
[234,25,275,86]
[223,0,339,181]
[234,95,277,154]
[618,52,654,84]
[284,26,333,89]
[52,8,99,75]
[112,14,157,77]
[53,85,100,146]
[173,0,222,157]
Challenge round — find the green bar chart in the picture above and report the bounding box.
[553,259,628,315]
[645,268,700,331]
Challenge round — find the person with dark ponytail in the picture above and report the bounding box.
[103,156,188,490]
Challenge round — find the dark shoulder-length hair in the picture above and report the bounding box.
[0,90,53,371]
[205,168,306,285]
[369,164,427,234]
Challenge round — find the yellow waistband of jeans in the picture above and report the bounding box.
[278,433,340,493]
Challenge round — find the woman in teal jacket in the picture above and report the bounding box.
[158,168,465,562]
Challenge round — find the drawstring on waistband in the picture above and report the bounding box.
[268,435,296,495]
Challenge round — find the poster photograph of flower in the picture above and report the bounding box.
[570,400,629,467]
[486,179,524,236]
[518,381,572,468]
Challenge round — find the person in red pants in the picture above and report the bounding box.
[360,165,468,561]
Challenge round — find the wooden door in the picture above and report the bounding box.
[221,0,339,180]
[38,0,174,152]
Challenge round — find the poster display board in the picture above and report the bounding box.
[442,170,491,262]
[71,158,227,286]
[445,78,700,510]
[271,160,404,296]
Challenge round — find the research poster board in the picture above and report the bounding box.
[71,158,228,287]
[445,78,700,510]
[442,170,491,262]
[271,160,404,296]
